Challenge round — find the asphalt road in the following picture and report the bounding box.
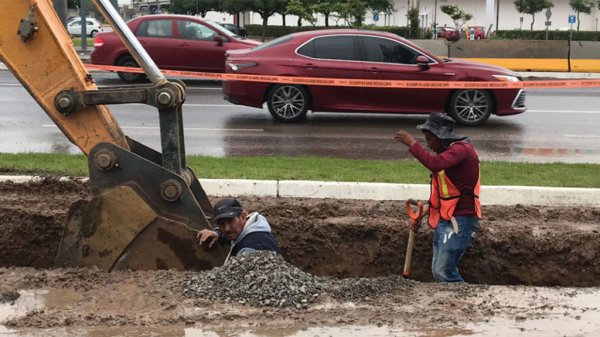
[1,70,599,163]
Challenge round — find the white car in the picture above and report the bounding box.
[67,18,103,37]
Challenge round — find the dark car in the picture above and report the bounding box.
[436,26,460,42]
[91,14,261,82]
[215,22,247,38]
[223,29,526,126]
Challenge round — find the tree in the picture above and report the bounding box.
[287,0,318,26]
[514,0,554,31]
[569,0,593,30]
[440,5,472,30]
[223,0,288,41]
[407,7,420,38]
[311,0,341,27]
[332,0,395,27]
[169,0,220,16]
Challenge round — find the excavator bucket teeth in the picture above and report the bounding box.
[55,143,227,271]
[55,186,226,271]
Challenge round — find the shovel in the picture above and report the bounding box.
[403,199,425,278]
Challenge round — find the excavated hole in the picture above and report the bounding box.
[1,178,599,287]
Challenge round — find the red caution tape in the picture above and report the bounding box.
[86,64,600,89]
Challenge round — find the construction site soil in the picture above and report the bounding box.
[0,177,599,336]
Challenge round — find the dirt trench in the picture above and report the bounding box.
[1,177,599,287]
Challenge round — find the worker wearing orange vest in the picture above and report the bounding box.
[394,112,481,282]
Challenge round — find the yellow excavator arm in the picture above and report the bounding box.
[0,0,226,271]
[0,0,128,154]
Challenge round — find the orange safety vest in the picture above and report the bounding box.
[428,169,482,229]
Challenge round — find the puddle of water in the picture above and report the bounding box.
[188,325,412,337]
[1,287,598,337]
[0,289,79,322]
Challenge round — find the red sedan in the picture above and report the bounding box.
[91,15,260,82]
[223,29,526,126]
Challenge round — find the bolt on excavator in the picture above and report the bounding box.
[0,0,226,271]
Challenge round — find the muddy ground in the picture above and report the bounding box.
[0,177,599,336]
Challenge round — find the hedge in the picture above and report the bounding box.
[245,24,600,42]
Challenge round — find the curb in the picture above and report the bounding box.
[1,176,598,207]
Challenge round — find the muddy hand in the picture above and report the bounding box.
[394,131,416,147]
[196,229,218,248]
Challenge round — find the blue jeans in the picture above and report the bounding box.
[431,216,479,282]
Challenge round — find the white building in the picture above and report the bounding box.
[122,0,600,32]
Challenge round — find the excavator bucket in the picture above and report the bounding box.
[55,142,227,271]
[1,0,226,271]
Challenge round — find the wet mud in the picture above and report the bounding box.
[0,178,599,334]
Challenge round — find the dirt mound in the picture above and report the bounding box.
[0,178,599,333]
[0,178,599,286]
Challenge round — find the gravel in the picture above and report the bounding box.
[182,251,411,309]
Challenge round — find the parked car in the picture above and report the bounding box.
[223,29,526,126]
[67,17,103,37]
[436,26,460,42]
[91,14,261,82]
[469,26,487,40]
[215,22,247,38]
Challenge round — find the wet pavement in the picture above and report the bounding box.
[1,70,599,163]
[1,286,599,336]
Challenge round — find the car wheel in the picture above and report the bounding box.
[448,89,493,126]
[90,30,98,37]
[267,85,309,122]
[116,56,144,83]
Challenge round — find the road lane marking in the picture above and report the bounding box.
[42,125,263,132]
[528,110,600,114]
[564,134,600,138]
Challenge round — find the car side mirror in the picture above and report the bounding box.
[213,35,224,46]
[416,55,430,70]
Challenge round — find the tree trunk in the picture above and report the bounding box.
[261,17,268,42]
[297,17,302,27]
[530,14,535,31]
[325,13,329,27]
[577,12,580,31]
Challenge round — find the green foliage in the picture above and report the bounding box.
[223,0,289,41]
[440,5,473,30]
[335,0,369,27]
[245,24,410,38]
[569,0,594,30]
[169,0,221,16]
[494,29,600,41]
[514,0,554,30]
[1,153,599,188]
[286,0,317,26]
[407,7,420,38]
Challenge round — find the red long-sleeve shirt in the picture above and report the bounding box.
[409,141,480,216]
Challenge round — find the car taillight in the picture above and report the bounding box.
[228,62,258,71]
[93,36,104,48]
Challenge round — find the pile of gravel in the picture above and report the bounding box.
[182,251,409,309]
[0,292,20,305]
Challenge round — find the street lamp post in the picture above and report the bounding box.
[433,0,437,39]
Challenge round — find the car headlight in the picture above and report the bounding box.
[493,75,520,82]
[228,62,258,71]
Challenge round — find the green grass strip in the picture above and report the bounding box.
[0,153,598,188]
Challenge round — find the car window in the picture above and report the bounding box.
[298,36,358,61]
[205,20,237,38]
[136,19,173,38]
[178,20,220,41]
[252,35,292,51]
[360,36,419,64]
